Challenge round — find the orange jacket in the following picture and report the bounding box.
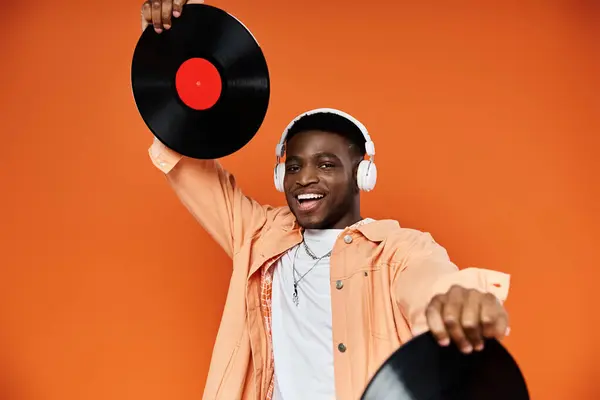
[148,139,510,400]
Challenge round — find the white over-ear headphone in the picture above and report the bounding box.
[273,108,377,193]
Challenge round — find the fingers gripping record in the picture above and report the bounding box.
[426,285,509,354]
[141,0,199,33]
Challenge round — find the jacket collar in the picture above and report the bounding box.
[283,210,400,243]
[356,219,400,242]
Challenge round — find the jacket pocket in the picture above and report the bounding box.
[363,266,396,341]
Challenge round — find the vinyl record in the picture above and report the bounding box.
[362,332,530,400]
[131,4,270,159]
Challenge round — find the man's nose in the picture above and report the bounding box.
[296,166,319,186]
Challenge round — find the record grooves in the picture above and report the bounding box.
[131,4,270,159]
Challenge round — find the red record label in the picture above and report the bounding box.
[175,58,222,110]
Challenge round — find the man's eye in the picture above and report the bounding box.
[320,163,335,169]
[286,165,300,173]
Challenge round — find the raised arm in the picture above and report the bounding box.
[149,139,272,258]
[140,0,274,258]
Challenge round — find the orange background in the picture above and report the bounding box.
[1,0,599,399]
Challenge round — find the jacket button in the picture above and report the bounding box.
[343,235,353,244]
[335,280,343,290]
[338,343,347,353]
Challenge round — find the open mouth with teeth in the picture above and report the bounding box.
[296,193,326,212]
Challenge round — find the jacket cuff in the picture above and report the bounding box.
[148,138,183,174]
[430,267,511,303]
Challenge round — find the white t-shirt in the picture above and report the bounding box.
[271,228,343,400]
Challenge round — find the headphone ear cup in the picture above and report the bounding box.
[357,160,377,192]
[274,163,286,192]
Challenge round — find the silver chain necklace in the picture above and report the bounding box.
[302,240,326,260]
[292,241,332,307]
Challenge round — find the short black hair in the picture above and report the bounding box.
[285,112,367,156]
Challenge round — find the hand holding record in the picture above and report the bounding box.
[426,286,509,354]
[132,2,270,159]
[141,0,201,33]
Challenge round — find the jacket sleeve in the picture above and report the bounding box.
[149,138,272,259]
[393,232,510,336]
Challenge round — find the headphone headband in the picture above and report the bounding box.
[275,108,375,159]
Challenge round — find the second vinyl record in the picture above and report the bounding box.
[362,332,530,400]
[131,4,270,159]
